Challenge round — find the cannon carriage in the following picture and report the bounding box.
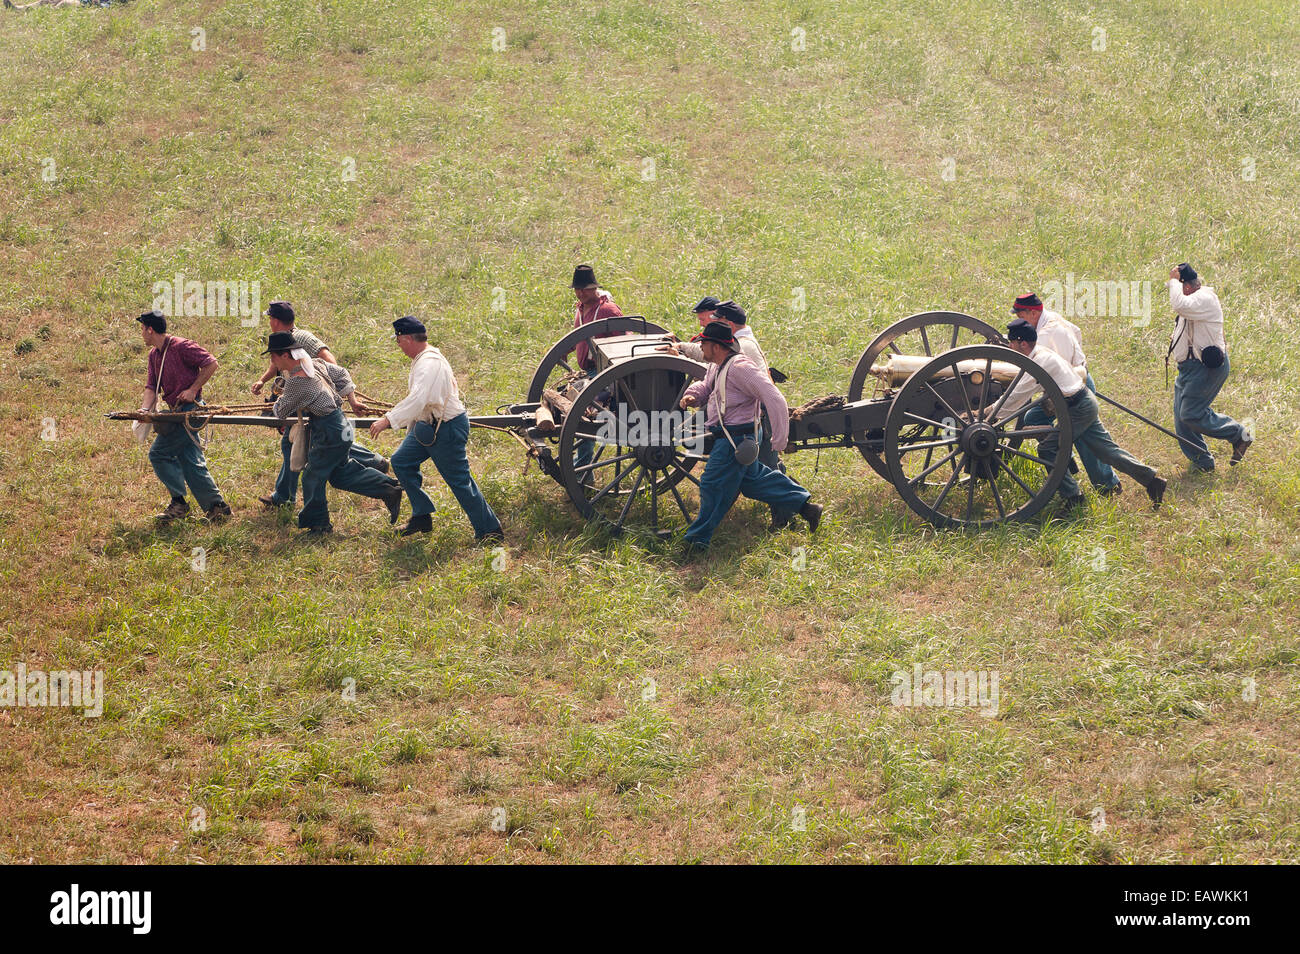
[492,311,1075,535]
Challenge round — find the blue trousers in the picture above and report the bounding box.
[390,413,501,537]
[272,429,384,505]
[684,425,811,548]
[757,410,789,516]
[1038,390,1156,500]
[298,409,399,530]
[1174,356,1245,471]
[574,368,600,473]
[148,402,224,509]
[1024,373,1117,490]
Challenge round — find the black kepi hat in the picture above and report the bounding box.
[392,316,425,336]
[1011,292,1043,315]
[698,321,741,352]
[136,309,167,333]
[1006,318,1038,343]
[265,301,295,324]
[713,300,747,325]
[693,295,721,313]
[262,331,296,354]
[570,264,598,289]
[1176,263,1198,284]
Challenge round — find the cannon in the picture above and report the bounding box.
[110,311,1075,535]
[490,311,1075,534]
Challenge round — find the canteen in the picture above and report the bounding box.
[733,436,759,466]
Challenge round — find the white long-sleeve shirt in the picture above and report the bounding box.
[384,346,466,429]
[1035,310,1087,367]
[1167,280,1227,363]
[997,344,1085,418]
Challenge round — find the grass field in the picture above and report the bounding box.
[1,0,1297,863]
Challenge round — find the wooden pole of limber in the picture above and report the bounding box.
[106,411,386,427]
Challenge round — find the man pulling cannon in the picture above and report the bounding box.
[136,310,233,524]
[1010,291,1120,496]
[252,301,389,508]
[677,322,821,552]
[265,332,403,534]
[368,317,504,542]
[998,319,1166,510]
[1166,264,1252,471]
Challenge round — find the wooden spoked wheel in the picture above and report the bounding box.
[556,354,709,537]
[847,311,1006,480]
[883,345,1074,529]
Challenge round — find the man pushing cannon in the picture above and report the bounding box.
[997,319,1166,511]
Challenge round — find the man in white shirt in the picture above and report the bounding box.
[368,317,503,542]
[1166,263,1251,470]
[665,299,770,371]
[1011,292,1119,495]
[999,320,1166,510]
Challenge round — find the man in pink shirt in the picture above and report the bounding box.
[678,323,821,552]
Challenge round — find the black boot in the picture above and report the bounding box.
[799,500,823,533]
[398,513,432,536]
[1146,476,1167,509]
[381,485,404,525]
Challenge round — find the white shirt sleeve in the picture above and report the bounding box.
[996,371,1042,420]
[995,347,1081,419]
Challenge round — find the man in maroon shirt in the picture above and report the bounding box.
[570,264,623,372]
[570,265,624,473]
[136,310,232,523]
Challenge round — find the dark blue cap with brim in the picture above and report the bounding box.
[393,316,425,336]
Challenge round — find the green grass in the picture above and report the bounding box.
[0,0,1297,863]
